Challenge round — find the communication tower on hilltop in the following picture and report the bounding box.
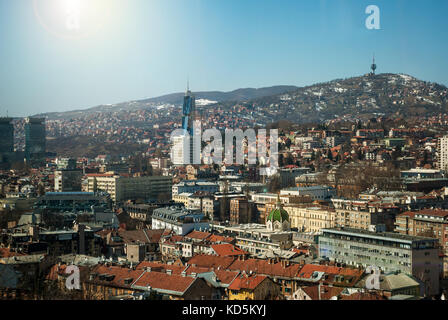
[371,55,377,75]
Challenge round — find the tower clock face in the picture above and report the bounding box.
[33,0,110,39]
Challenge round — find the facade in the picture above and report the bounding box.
[172,181,219,195]
[187,193,218,218]
[56,158,77,170]
[278,167,311,188]
[86,173,172,203]
[172,192,192,206]
[3,225,102,257]
[25,117,46,166]
[319,227,440,296]
[0,117,14,164]
[401,168,444,181]
[395,209,448,276]
[395,209,448,254]
[438,135,448,172]
[331,198,396,231]
[284,205,335,232]
[325,136,346,148]
[54,169,83,192]
[227,274,279,300]
[230,197,257,224]
[280,186,336,201]
[35,192,111,212]
[124,204,162,223]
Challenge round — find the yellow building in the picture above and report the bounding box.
[227,274,280,300]
[172,193,191,206]
[284,205,335,232]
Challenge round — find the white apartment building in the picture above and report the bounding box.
[280,186,336,200]
[438,136,448,172]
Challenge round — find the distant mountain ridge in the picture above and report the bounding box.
[34,73,448,123]
[242,73,448,123]
[34,85,299,120]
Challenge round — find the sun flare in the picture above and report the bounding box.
[33,0,116,39]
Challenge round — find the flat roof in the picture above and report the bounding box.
[321,227,437,244]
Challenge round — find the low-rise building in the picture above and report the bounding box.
[152,206,209,236]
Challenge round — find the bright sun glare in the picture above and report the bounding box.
[33,0,115,39]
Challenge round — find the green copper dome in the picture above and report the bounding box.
[267,207,289,223]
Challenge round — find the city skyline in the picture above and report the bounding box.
[0,0,447,117]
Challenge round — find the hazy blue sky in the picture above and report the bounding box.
[0,0,447,117]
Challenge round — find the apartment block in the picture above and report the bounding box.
[86,173,172,202]
[319,227,440,296]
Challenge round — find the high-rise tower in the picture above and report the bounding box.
[0,117,14,164]
[181,84,196,135]
[25,117,46,166]
[172,85,198,165]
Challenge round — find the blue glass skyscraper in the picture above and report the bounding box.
[181,86,196,135]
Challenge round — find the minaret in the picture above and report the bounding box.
[371,55,377,75]
[275,193,282,209]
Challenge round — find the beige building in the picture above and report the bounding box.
[284,205,335,232]
[172,193,192,206]
[86,172,172,202]
[332,199,396,231]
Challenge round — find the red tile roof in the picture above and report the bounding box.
[211,244,247,257]
[398,211,417,218]
[214,270,240,285]
[412,209,448,218]
[135,261,186,274]
[187,254,236,270]
[228,273,267,291]
[118,229,164,244]
[89,265,145,289]
[228,258,302,278]
[133,271,196,295]
[298,264,363,279]
[184,230,212,241]
[207,234,234,244]
[301,285,344,300]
